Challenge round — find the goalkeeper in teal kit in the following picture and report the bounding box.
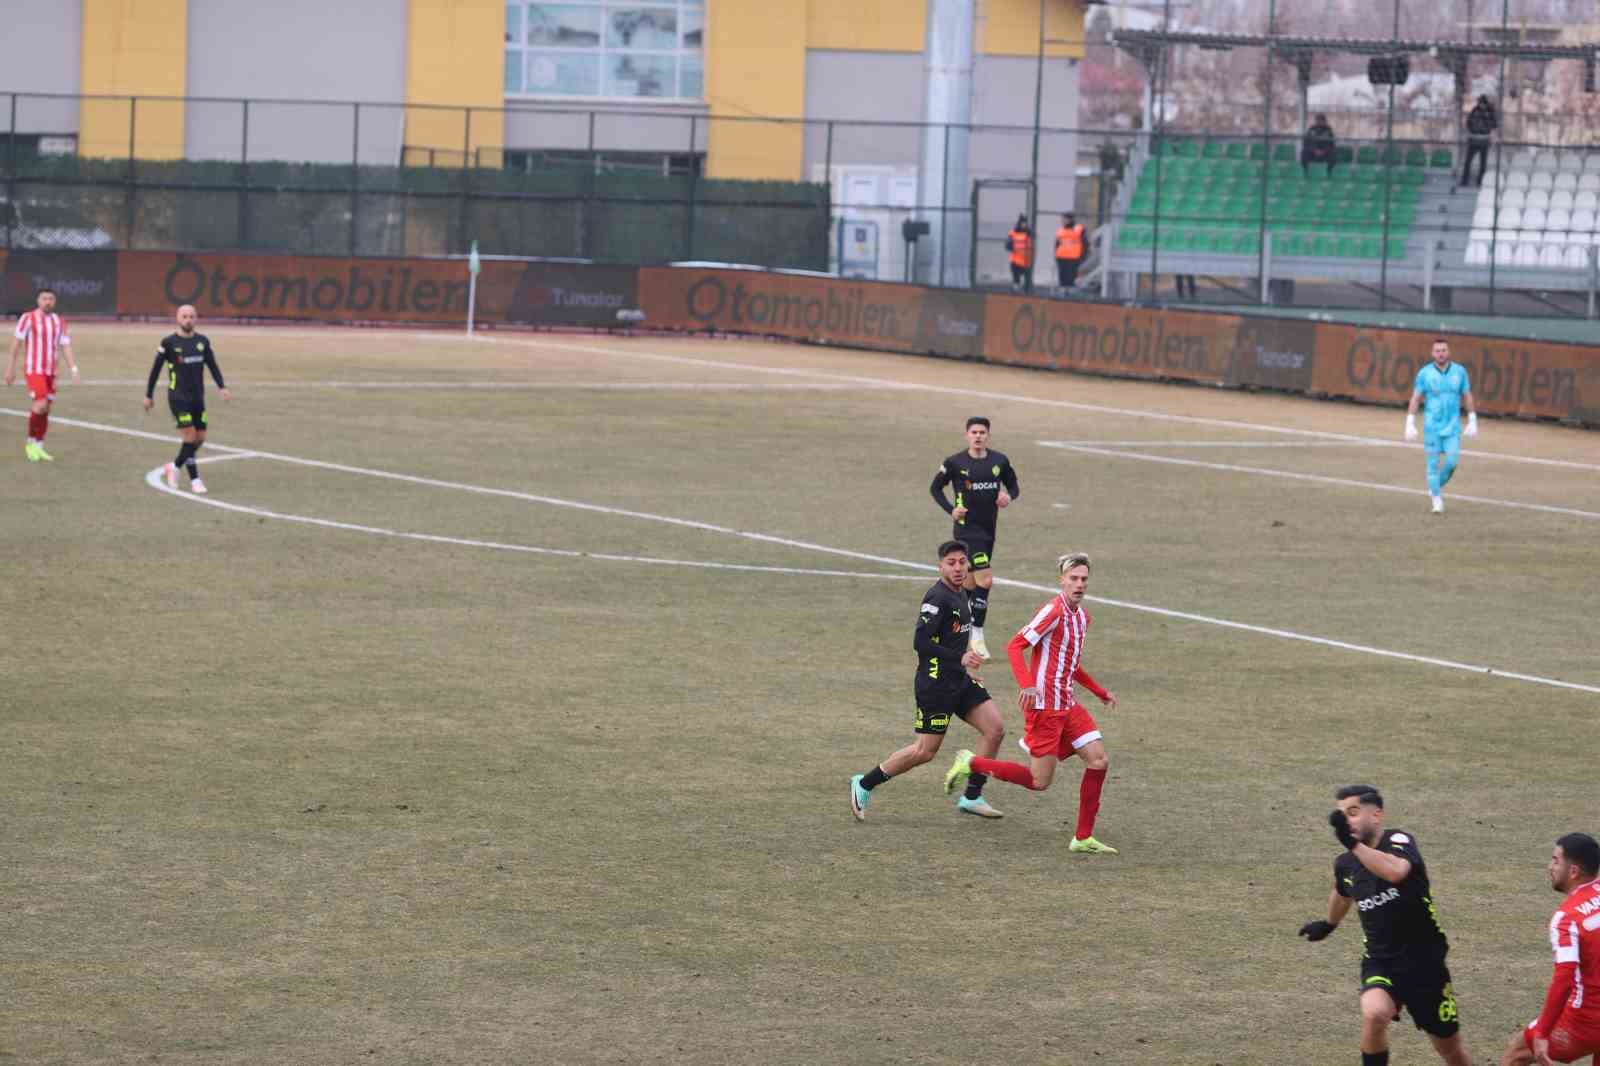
[1404,339,1477,514]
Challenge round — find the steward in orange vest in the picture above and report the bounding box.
[1055,212,1087,290]
[1005,215,1034,293]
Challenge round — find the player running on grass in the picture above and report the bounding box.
[849,539,1007,821]
[942,552,1120,854]
[144,305,229,494]
[4,287,79,462]
[1299,786,1472,1066]
[929,417,1019,660]
[1501,833,1600,1066]
[1404,339,1477,515]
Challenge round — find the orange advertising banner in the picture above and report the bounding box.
[1310,323,1600,423]
[981,293,1241,385]
[638,267,926,353]
[116,252,525,323]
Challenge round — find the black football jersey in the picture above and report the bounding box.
[930,449,1019,536]
[1334,828,1449,963]
[914,579,972,685]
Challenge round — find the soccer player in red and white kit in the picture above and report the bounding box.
[1502,833,1600,1066]
[3,287,79,461]
[943,552,1120,854]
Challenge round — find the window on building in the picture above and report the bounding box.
[503,148,704,177]
[505,2,705,101]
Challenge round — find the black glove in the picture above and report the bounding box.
[1298,920,1335,941]
[1329,809,1358,850]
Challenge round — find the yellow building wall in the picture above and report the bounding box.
[79,0,188,160]
[705,0,807,180]
[404,0,506,166]
[805,0,923,52]
[980,0,1085,60]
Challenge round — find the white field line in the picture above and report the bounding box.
[141,463,929,584]
[474,333,1600,474]
[74,379,907,391]
[1040,441,1600,520]
[1041,439,1388,448]
[11,407,1597,695]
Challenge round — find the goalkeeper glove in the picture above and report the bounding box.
[1465,412,1478,437]
[1404,413,1419,441]
[1298,920,1336,941]
[1329,810,1358,850]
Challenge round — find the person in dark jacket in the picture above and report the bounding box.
[1301,114,1337,176]
[1460,96,1497,188]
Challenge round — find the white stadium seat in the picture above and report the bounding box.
[1566,242,1592,269]
[1472,208,1496,229]
[1525,188,1551,211]
[1551,189,1575,211]
[1506,170,1530,188]
[1465,239,1490,265]
[1584,154,1600,173]
[1521,206,1547,229]
[1580,173,1600,192]
[1548,208,1573,231]
[1555,172,1579,192]
[1512,149,1538,169]
[1533,151,1560,172]
[1541,242,1566,268]
[1497,205,1523,229]
[1559,152,1585,173]
[1495,239,1515,265]
[1515,240,1540,267]
[1576,191,1599,211]
[1572,208,1597,232]
[1529,171,1555,191]
[1501,188,1526,210]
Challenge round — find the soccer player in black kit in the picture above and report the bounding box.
[144,304,230,494]
[848,540,1007,821]
[930,417,1019,661]
[1298,786,1472,1066]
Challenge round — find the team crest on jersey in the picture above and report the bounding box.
[1390,833,1411,844]
[992,464,1000,476]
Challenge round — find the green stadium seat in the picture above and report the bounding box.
[1386,205,1416,228]
[1273,142,1296,162]
[1353,236,1379,258]
[1356,146,1378,165]
[1120,226,1152,249]
[1173,139,1197,157]
[1386,237,1406,259]
[1335,145,1355,164]
[1405,147,1428,167]
[1430,148,1453,168]
[1249,143,1268,161]
[1225,142,1247,159]
[1202,141,1224,159]
[1277,232,1310,256]
[1230,230,1261,254]
[1312,235,1342,257]
[1397,167,1426,187]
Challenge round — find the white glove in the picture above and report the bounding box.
[1465,412,1478,437]
[1404,413,1419,441]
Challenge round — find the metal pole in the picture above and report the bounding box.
[350,102,360,255]
[1029,0,1047,243]
[1257,0,1276,304]
[1488,0,1509,315]
[240,99,251,249]
[1377,0,1400,311]
[126,96,138,248]
[6,94,16,255]
[684,115,698,261]
[939,121,951,286]
[459,107,472,254]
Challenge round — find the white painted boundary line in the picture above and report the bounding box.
[10,407,1597,695]
[74,379,907,392]
[482,333,1600,474]
[1042,439,1388,449]
[1039,441,1600,521]
[141,463,929,585]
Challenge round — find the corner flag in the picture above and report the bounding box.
[466,240,480,335]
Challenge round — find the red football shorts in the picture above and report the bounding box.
[1525,1013,1600,1063]
[25,374,55,402]
[1022,703,1101,759]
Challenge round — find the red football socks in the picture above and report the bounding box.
[26,412,41,439]
[970,756,1038,790]
[37,410,47,440]
[1075,766,1107,839]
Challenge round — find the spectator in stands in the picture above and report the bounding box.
[1301,114,1337,176]
[1054,212,1087,293]
[1175,274,1197,299]
[1461,95,1497,188]
[1006,215,1035,294]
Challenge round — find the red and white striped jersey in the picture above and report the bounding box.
[1548,878,1600,1012]
[1015,595,1090,709]
[14,309,70,375]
